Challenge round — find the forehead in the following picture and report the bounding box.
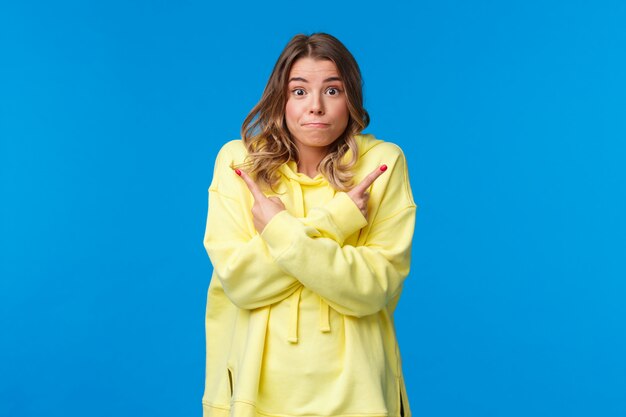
[288,57,340,80]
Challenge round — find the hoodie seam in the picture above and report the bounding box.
[237,401,392,417]
[204,400,394,417]
[256,411,391,417]
[208,188,242,203]
[232,398,257,407]
[400,152,416,208]
[370,205,417,227]
[201,400,230,410]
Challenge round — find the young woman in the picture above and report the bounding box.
[202,33,417,417]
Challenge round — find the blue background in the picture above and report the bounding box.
[1,1,625,416]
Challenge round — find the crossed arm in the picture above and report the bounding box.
[203,150,416,317]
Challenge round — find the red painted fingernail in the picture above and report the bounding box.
[380,165,387,172]
[235,169,241,176]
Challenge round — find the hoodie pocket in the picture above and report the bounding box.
[397,375,409,417]
[227,368,234,398]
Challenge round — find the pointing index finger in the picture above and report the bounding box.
[235,168,266,201]
[353,164,387,194]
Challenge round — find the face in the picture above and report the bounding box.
[285,57,349,155]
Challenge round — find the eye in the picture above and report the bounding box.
[292,88,306,96]
[326,87,342,96]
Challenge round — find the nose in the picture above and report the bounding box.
[309,93,324,115]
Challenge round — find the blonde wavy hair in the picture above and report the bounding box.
[236,33,370,192]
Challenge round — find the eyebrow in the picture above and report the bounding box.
[288,76,343,83]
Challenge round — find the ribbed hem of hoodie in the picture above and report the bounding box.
[203,401,402,417]
[202,401,230,417]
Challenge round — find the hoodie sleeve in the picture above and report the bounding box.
[203,141,302,310]
[205,189,374,310]
[204,188,303,310]
[259,150,417,318]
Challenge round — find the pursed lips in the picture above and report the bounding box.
[302,122,330,127]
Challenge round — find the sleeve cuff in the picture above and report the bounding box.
[260,210,304,261]
[321,192,368,239]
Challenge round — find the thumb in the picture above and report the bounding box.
[268,196,285,207]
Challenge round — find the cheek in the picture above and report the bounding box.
[335,102,350,127]
[285,100,300,126]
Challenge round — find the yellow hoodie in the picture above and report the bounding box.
[202,133,417,417]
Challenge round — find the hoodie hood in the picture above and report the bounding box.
[277,133,383,185]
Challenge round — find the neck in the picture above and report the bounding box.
[296,145,328,178]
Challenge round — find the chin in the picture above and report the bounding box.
[304,133,342,145]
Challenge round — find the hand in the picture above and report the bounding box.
[346,165,387,220]
[235,168,286,233]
